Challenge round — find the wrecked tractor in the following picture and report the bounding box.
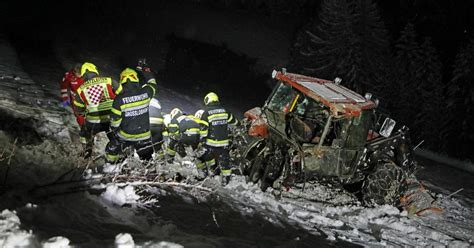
[231,70,418,206]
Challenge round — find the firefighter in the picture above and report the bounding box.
[166,108,201,163]
[149,94,165,158]
[60,63,85,126]
[194,109,208,141]
[134,58,165,158]
[192,109,210,177]
[162,113,171,144]
[200,92,238,185]
[73,62,120,158]
[106,67,157,164]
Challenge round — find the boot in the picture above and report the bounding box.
[83,148,92,159]
[166,155,175,164]
[221,175,231,186]
[196,169,208,181]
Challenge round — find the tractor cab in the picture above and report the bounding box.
[255,70,379,180]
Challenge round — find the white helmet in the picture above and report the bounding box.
[194,109,205,119]
[163,114,171,127]
[170,108,182,120]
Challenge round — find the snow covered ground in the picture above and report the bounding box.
[1,33,473,247]
[0,38,186,247]
[223,177,473,247]
[92,159,473,247]
[0,207,183,247]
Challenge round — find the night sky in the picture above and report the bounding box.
[2,0,473,71]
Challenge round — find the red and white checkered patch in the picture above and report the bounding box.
[87,84,104,105]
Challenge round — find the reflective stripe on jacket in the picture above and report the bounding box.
[73,76,117,123]
[110,73,157,142]
[149,97,164,127]
[168,113,200,140]
[201,102,237,147]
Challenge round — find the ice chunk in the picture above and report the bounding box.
[103,163,122,174]
[144,241,184,248]
[42,236,70,248]
[25,203,38,209]
[101,185,140,206]
[0,210,37,247]
[115,233,135,248]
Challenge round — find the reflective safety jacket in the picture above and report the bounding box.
[189,115,208,140]
[168,113,201,141]
[201,102,238,147]
[60,69,84,102]
[110,72,157,142]
[149,95,164,128]
[73,73,119,124]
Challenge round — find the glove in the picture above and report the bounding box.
[137,65,152,72]
[111,128,120,140]
[176,143,186,157]
[76,115,85,126]
[60,99,70,107]
[136,58,148,71]
[195,144,207,157]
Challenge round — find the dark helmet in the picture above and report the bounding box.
[73,63,82,77]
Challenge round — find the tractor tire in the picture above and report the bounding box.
[259,165,273,192]
[249,156,264,184]
[241,139,265,176]
[362,161,406,206]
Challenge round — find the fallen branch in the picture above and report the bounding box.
[433,187,464,205]
[105,181,214,193]
[7,138,18,165]
[0,138,17,162]
[0,146,6,160]
[2,138,17,186]
[212,210,220,228]
[445,188,464,198]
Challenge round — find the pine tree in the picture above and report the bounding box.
[352,0,392,93]
[393,23,423,128]
[291,0,392,94]
[442,39,474,160]
[414,37,444,149]
[292,0,355,81]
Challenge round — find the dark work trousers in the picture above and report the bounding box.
[150,125,164,154]
[200,145,230,174]
[80,122,114,159]
[168,134,200,158]
[106,137,153,163]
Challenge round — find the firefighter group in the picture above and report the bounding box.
[60,60,238,185]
